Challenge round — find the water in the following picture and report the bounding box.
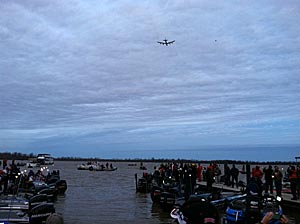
[39,161,299,224]
[53,161,172,224]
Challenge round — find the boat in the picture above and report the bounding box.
[170,196,219,224]
[26,160,40,168]
[0,194,49,210]
[26,154,54,168]
[0,193,56,224]
[17,170,67,198]
[135,173,153,193]
[36,154,54,165]
[0,202,55,224]
[139,162,147,170]
[150,178,183,209]
[224,194,283,224]
[91,166,117,171]
[0,167,65,224]
[77,163,117,171]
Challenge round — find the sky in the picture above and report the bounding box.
[0,0,299,161]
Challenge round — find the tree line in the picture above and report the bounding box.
[0,152,35,160]
[0,152,297,165]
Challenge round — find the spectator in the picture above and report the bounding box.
[263,165,274,194]
[230,164,239,188]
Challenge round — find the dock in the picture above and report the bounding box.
[197,181,300,211]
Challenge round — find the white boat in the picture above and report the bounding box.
[26,154,54,168]
[77,163,117,171]
[37,154,54,165]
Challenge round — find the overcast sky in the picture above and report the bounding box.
[0,0,299,160]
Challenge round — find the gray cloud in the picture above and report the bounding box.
[0,0,299,159]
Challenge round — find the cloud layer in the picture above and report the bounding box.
[1,0,299,160]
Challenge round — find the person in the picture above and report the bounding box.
[197,163,203,181]
[224,164,231,186]
[230,164,239,188]
[246,177,262,197]
[252,166,263,180]
[273,166,283,197]
[2,159,7,169]
[46,213,64,224]
[202,167,207,181]
[183,167,193,199]
[0,169,8,194]
[153,166,160,186]
[205,165,214,192]
[288,165,298,200]
[260,211,289,224]
[263,165,273,194]
[214,164,221,184]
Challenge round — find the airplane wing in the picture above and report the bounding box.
[168,40,175,44]
[157,41,165,45]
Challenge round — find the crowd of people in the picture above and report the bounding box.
[150,162,293,224]
[150,161,300,201]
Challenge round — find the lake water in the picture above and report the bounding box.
[38,161,299,224]
[52,161,172,224]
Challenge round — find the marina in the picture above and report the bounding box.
[2,160,298,224]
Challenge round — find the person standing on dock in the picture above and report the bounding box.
[230,164,239,188]
[197,163,202,181]
[224,164,231,186]
[288,165,298,200]
[273,165,283,197]
[205,164,214,192]
[251,166,264,196]
[297,165,300,199]
[263,165,274,194]
[214,164,221,184]
[2,159,7,169]
[252,165,263,180]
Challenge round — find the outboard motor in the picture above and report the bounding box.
[37,188,57,202]
[137,176,152,193]
[245,195,261,224]
[151,185,163,203]
[29,194,48,209]
[55,179,68,195]
[135,173,153,193]
[160,182,182,210]
[29,202,55,224]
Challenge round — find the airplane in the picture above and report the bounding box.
[157,38,175,46]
